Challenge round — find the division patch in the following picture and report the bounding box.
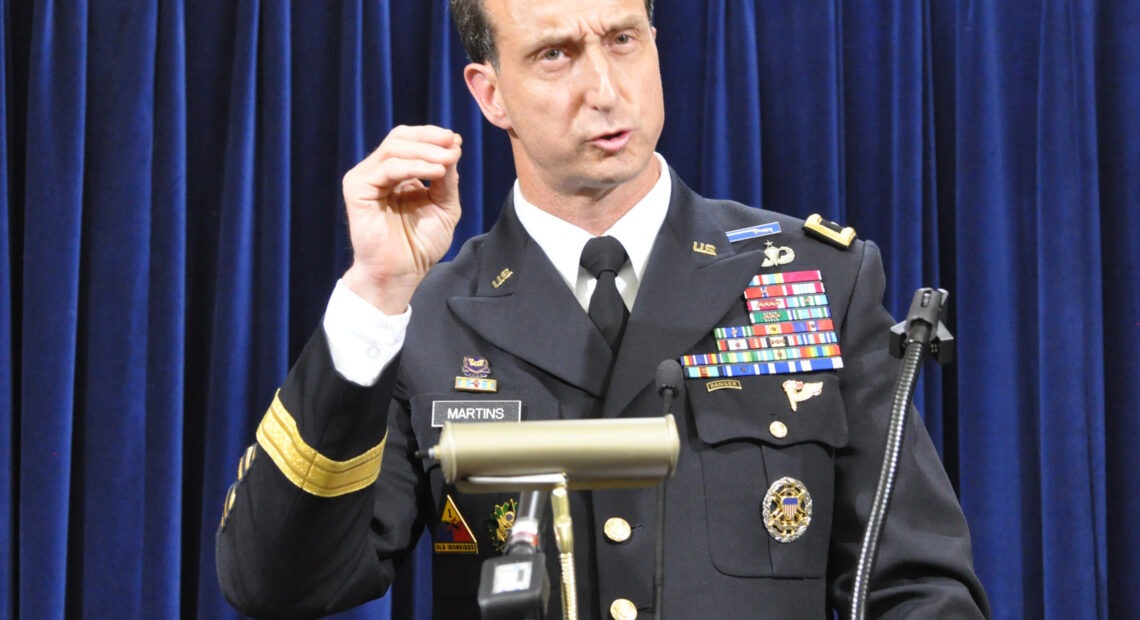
[434,494,478,554]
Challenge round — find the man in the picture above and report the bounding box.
[217,0,990,617]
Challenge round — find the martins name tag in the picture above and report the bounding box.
[431,400,522,427]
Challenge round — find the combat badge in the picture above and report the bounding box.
[763,477,813,543]
[782,379,823,411]
[434,494,478,554]
[455,356,498,393]
[486,497,518,553]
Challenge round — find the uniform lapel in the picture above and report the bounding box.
[447,200,613,399]
[602,176,768,418]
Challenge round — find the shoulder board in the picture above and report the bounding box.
[803,214,856,250]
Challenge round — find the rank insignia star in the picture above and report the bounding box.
[782,379,823,411]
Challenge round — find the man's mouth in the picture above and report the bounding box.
[590,130,632,153]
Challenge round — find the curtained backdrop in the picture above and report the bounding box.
[1,0,1137,618]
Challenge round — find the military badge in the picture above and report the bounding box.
[761,241,796,267]
[763,477,812,543]
[434,494,478,554]
[782,380,823,411]
[486,497,518,553]
[455,356,498,393]
[726,222,782,243]
[462,357,492,378]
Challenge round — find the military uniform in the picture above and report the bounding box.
[217,171,990,618]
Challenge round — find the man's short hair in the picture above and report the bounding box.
[450,0,655,66]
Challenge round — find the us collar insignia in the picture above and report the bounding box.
[487,497,518,553]
[679,270,844,378]
[761,241,795,267]
[692,241,718,256]
[763,477,812,543]
[492,268,514,289]
[434,494,478,554]
[455,356,498,393]
[782,380,822,411]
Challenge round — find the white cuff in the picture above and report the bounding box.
[322,279,410,386]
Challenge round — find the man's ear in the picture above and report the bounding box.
[464,63,511,130]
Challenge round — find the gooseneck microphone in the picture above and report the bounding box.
[656,359,685,412]
[851,288,955,620]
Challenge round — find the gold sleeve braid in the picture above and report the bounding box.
[255,391,387,497]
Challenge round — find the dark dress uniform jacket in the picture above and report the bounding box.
[217,171,990,619]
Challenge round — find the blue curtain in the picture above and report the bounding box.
[2,1,1136,618]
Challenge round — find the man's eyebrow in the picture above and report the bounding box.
[527,15,648,50]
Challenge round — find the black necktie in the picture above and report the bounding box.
[580,236,630,350]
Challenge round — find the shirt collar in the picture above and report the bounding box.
[513,153,672,293]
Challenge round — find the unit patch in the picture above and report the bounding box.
[434,494,478,554]
[763,477,812,543]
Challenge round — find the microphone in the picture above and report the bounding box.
[655,359,684,414]
[478,489,552,619]
[653,358,684,620]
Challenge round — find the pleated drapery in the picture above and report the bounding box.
[2,1,1137,618]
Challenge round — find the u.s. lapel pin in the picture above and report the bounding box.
[491,268,513,289]
[782,379,822,411]
[454,356,499,393]
[692,241,717,256]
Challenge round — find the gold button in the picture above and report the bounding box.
[769,420,788,438]
[610,598,638,620]
[604,517,632,543]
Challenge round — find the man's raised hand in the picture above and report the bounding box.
[341,125,463,314]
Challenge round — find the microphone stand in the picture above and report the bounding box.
[850,288,955,620]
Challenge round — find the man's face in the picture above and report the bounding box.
[472,0,665,200]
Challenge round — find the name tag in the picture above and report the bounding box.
[431,400,522,427]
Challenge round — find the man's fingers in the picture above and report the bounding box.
[386,124,459,147]
[348,157,448,197]
[431,140,463,207]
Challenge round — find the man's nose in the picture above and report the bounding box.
[581,47,619,110]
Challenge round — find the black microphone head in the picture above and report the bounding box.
[655,359,685,400]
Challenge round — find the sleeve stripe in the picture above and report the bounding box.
[255,391,386,498]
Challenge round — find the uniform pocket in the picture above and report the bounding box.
[689,373,846,578]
